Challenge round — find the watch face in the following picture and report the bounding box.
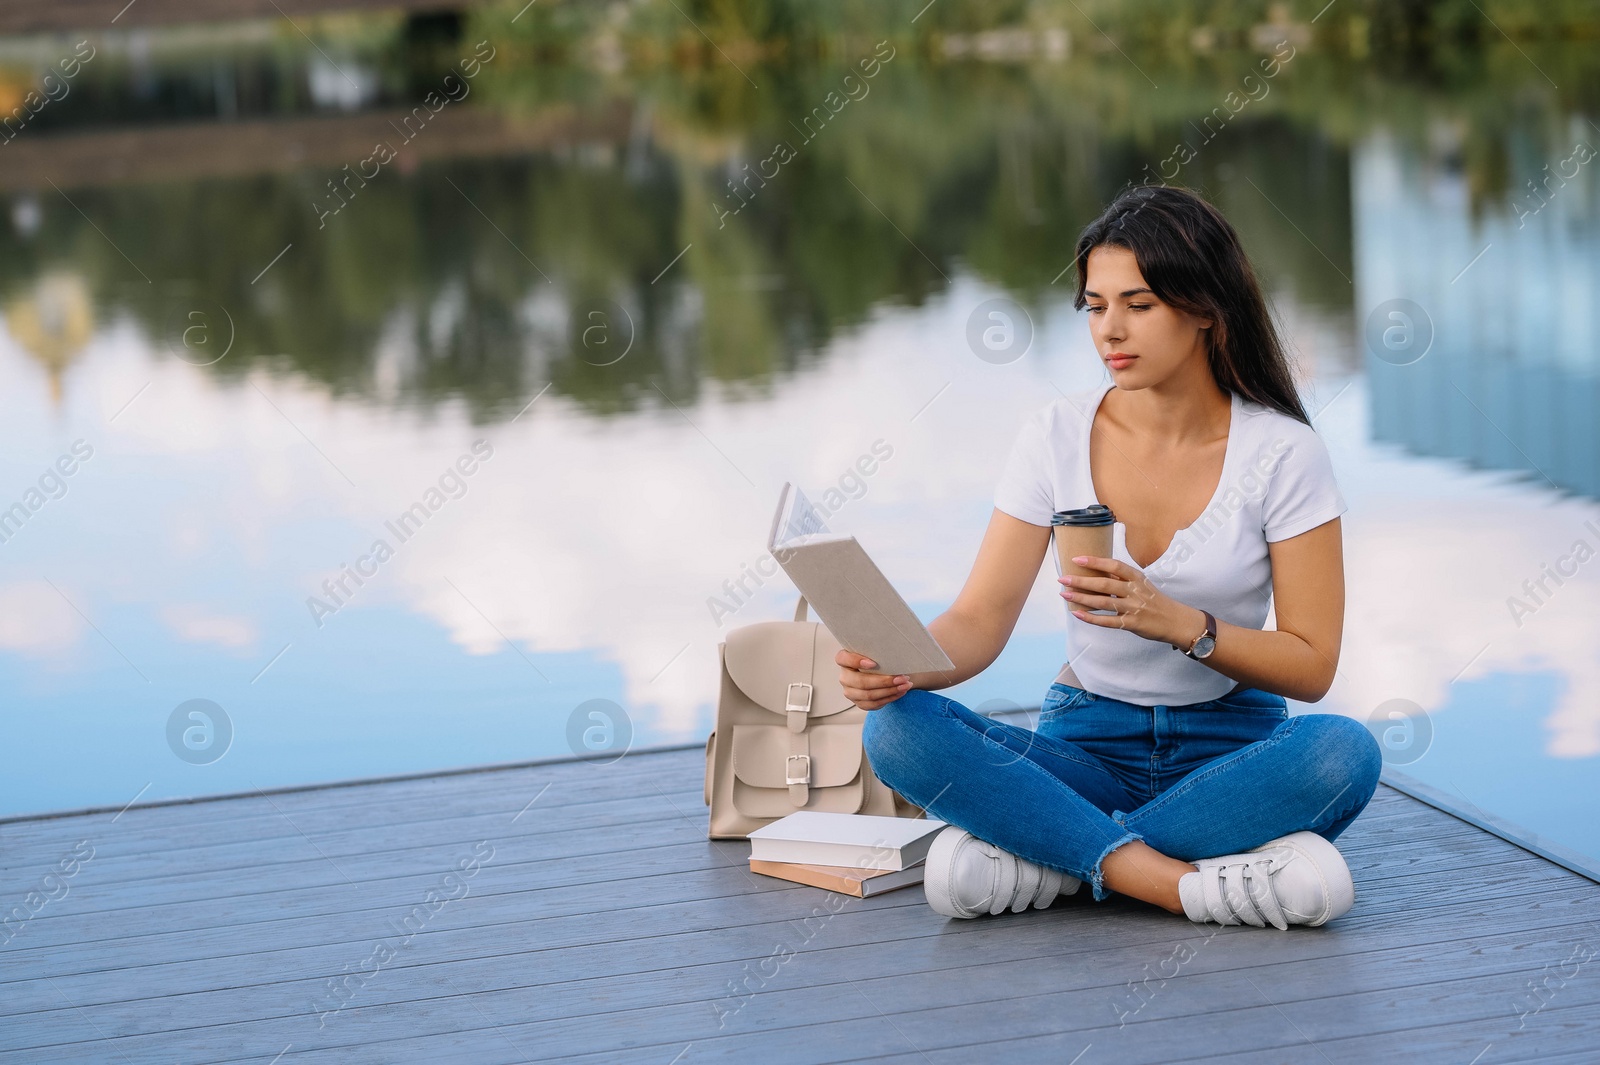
[1193,636,1216,658]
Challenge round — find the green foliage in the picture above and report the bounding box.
[1,1,1593,418]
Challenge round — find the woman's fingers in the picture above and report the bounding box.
[844,670,904,697]
[1062,589,1117,610]
[1058,575,1122,595]
[1073,556,1139,582]
[837,648,895,683]
[837,648,912,710]
[853,684,906,710]
[835,648,878,671]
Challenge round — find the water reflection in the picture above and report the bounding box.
[1345,120,1600,863]
[3,29,1369,421]
[0,12,1596,871]
[1356,126,1600,498]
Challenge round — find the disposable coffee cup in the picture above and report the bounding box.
[1052,505,1116,616]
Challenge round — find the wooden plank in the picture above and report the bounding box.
[0,786,713,940]
[0,780,1501,928]
[2,741,705,834]
[853,997,1600,1065]
[1,850,1573,1026]
[0,785,712,897]
[1382,767,1600,882]
[0,752,1417,858]
[2,746,1594,1065]
[4,869,1594,1059]
[0,807,1547,985]
[1164,1003,1600,1064]
[0,767,1561,972]
[6,879,1594,1058]
[18,964,1594,1065]
[0,765,1434,903]
[3,780,1472,953]
[5,860,1572,1029]
[0,812,1535,980]
[0,778,1494,913]
[399,979,1595,1065]
[0,748,703,855]
[0,831,774,965]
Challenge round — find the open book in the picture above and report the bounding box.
[767,482,956,677]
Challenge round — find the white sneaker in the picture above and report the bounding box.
[1178,830,1354,930]
[922,826,1081,919]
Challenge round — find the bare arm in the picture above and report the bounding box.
[1189,516,1345,703]
[837,508,1049,709]
[1056,515,1345,704]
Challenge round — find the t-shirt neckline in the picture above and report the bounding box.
[1082,382,1241,571]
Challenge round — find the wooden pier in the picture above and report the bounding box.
[2,742,1597,1063]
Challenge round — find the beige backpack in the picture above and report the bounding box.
[704,595,920,838]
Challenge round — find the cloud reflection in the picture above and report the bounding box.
[3,277,1595,806]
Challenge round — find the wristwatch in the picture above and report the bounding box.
[1177,610,1217,660]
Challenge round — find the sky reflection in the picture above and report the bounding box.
[3,272,1596,873]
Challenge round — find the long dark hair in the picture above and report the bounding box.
[1070,184,1310,425]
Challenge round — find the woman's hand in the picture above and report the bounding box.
[1058,555,1204,649]
[836,649,913,710]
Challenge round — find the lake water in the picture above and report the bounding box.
[1,10,1596,867]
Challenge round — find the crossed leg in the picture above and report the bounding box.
[862,689,1383,911]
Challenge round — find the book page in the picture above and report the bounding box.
[781,531,852,547]
[775,484,833,548]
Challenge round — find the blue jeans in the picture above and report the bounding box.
[862,681,1384,902]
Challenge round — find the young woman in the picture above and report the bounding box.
[845,185,1382,929]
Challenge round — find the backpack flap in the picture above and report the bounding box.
[730,723,864,789]
[722,620,853,723]
[718,618,867,817]
[728,722,867,818]
[708,600,905,838]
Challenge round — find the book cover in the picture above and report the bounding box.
[766,482,956,679]
[746,811,948,871]
[749,858,925,898]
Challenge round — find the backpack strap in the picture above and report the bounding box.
[785,681,814,805]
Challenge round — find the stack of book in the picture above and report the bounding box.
[745,811,948,897]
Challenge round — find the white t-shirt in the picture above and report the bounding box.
[993,382,1347,707]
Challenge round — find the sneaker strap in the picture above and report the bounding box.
[1204,858,1287,929]
[987,846,1019,916]
[1009,860,1042,914]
